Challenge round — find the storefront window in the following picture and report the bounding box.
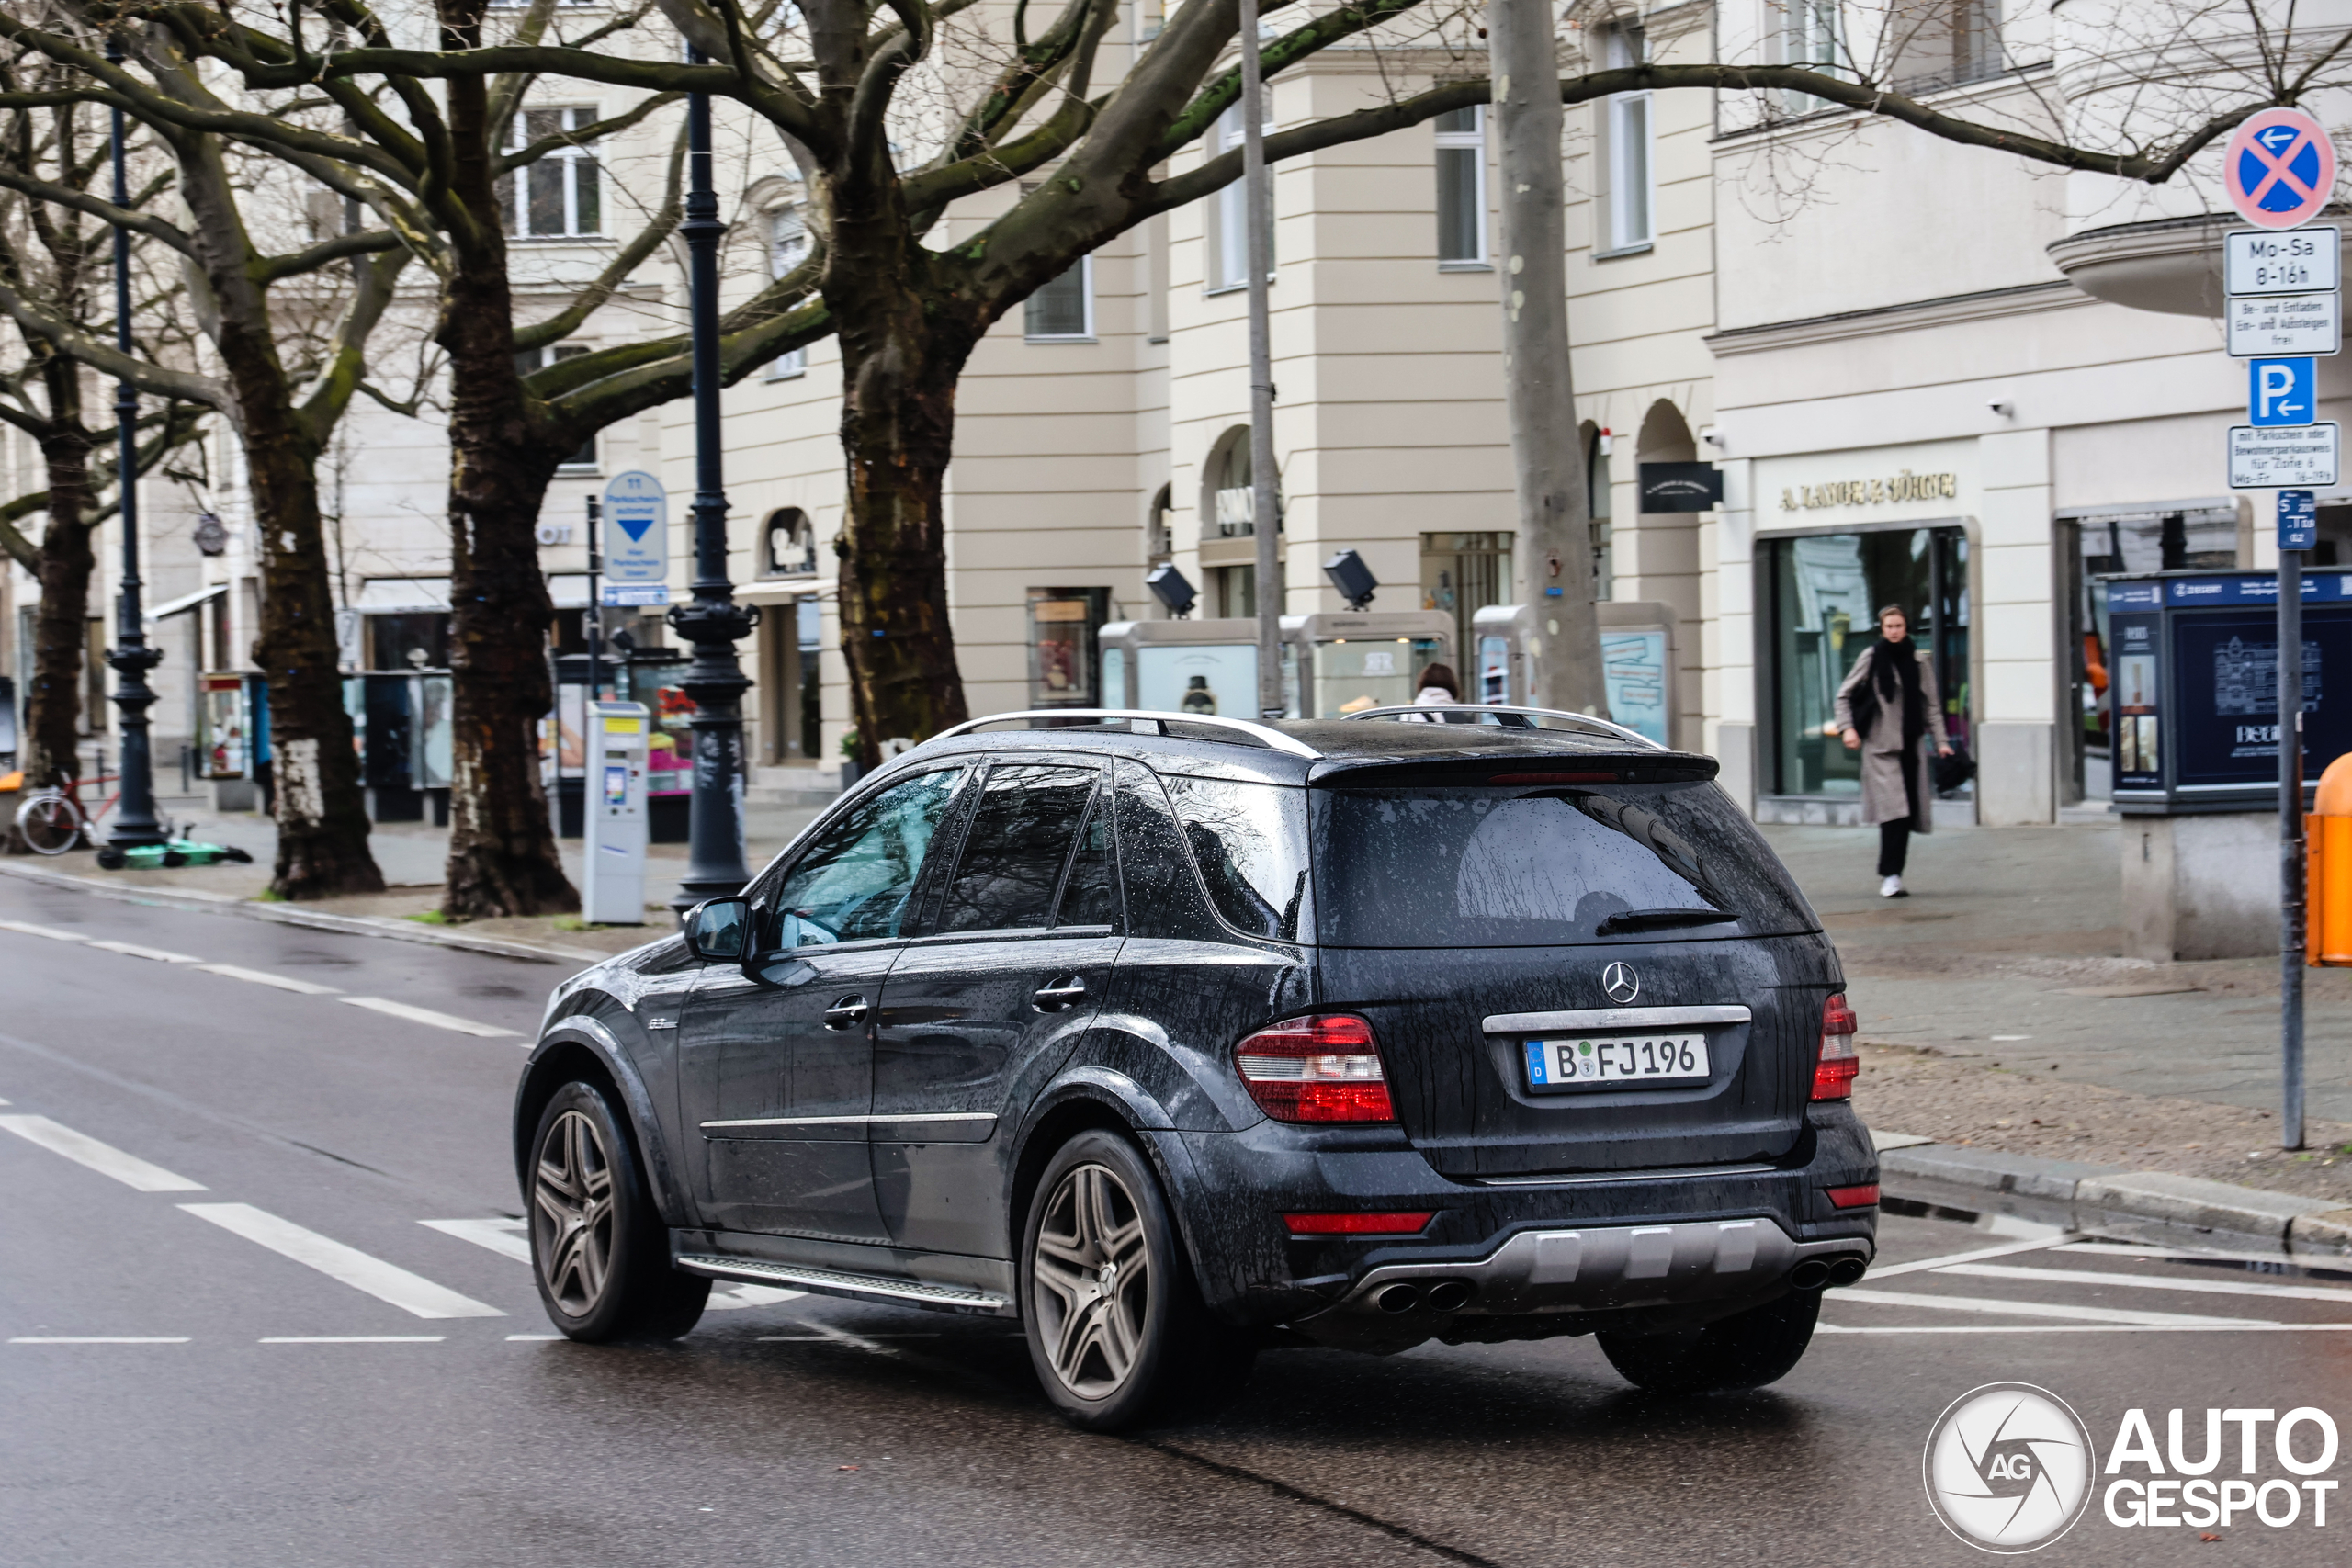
[1419,532,1512,659]
[1027,588,1109,708]
[1766,527,1970,798]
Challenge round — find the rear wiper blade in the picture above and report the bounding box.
[1595,908,1736,936]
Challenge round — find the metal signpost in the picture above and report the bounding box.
[2221,105,2337,1150]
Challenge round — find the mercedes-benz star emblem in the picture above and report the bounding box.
[1601,963,1640,1004]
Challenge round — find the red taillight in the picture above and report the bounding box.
[1234,1014,1396,1123]
[1812,992,1859,1100]
[1283,1212,1433,1236]
[1826,1183,1881,1210]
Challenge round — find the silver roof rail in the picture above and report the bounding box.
[1337,704,1665,750]
[925,708,1322,759]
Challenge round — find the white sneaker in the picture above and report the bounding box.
[1879,874,1905,898]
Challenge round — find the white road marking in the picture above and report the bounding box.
[506,1333,564,1341]
[421,1217,531,1263]
[177,1203,503,1319]
[758,1332,938,1340]
[1865,1233,2077,1280]
[0,1114,208,1191]
[0,919,87,942]
[258,1336,444,1344]
[1832,1285,2269,1327]
[82,939,201,964]
[707,1283,809,1311]
[1939,1260,2352,1306]
[340,997,518,1038]
[2062,1240,2352,1270]
[193,963,341,996]
[1821,1323,2352,1335]
[10,1336,189,1344]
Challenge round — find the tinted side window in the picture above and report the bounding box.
[1310,782,1817,948]
[1111,761,1227,944]
[936,765,1098,933]
[1054,795,1120,929]
[1162,774,1311,941]
[772,767,966,946]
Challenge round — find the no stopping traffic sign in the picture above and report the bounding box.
[2225,107,2338,230]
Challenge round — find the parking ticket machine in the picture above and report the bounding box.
[582,699,650,924]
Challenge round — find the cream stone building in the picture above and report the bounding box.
[12,1,2337,849]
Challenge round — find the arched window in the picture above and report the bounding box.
[1584,421,1613,601]
[1147,484,1174,563]
[763,508,817,577]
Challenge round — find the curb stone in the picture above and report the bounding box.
[0,858,607,966]
[1871,1133,2352,1258]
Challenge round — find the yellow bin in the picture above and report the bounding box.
[2309,753,2352,964]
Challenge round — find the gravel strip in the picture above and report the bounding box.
[1855,1040,2352,1208]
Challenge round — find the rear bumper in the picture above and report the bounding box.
[1160,1102,1878,1338]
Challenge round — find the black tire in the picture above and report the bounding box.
[94,846,127,870]
[1597,1289,1820,1394]
[527,1080,709,1342]
[1020,1129,1250,1432]
[161,850,187,868]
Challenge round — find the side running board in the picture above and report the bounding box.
[674,1252,1014,1315]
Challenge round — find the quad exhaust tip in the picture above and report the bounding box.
[1789,1254,1869,1292]
[1826,1256,1868,1287]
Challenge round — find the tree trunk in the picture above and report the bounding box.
[431,24,578,919]
[22,423,96,795]
[834,302,974,769]
[239,402,383,897]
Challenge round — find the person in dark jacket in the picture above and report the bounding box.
[1833,605,1953,897]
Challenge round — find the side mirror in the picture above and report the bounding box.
[681,896,749,963]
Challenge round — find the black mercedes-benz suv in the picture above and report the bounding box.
[514,707,1877,1429]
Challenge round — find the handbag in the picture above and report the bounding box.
[1933,742,1976,794]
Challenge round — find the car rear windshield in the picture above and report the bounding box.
[1308,781,1817,948]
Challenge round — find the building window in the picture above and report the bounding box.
[763,508,817,578]
[1434,107,1486,266]
[1777,1,1843,115]
[499,107,601,238]
[765,205,810,379]
[1764,527,1972,798]
[1024,254,1094,340]
[1207,430,1281,538]
[1206,96,1273,292]
[1211,565,1256,619]
[1601,27,1652,252]
[1419,531,1512,654]
[1887,0,2005,96]
[1148,484,1174,563]
[1587,424,1614,599]
[516,344,596,470]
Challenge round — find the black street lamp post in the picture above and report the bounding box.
[103,35,166,849]
[666,60,754,910]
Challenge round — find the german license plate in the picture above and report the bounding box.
[1523,1034,1710,1090]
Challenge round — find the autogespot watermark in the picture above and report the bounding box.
[1924,1384,2343,1552]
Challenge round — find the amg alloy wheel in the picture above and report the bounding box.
[528,1081,709,1342]
[1021,1129,1249,1431]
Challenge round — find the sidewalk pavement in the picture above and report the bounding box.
[12,792,2350,1253]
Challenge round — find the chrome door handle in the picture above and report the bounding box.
[822,994,870,1029]
[1032,977,1089,1012]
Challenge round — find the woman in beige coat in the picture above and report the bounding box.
[1834,605,1953,897]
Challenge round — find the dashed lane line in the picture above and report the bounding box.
[192,963,341,996]
[178,1202,504,1319]
[258,1336,445,1344]
[421,1217,531,1263]
[0,1114,208,1192]
[1939,1260,2352,1306]
[422,1217,804,1310]
[9,1337,189,1344]
[82,939,201,964]
[1820,1322,2352,1335]
[0,919,88,942]
[1831,1285,2270,1327]
[340,997,519,1038]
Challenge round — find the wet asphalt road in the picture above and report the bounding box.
[3,874,2349,1566]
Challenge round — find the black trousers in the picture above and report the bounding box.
[1877,819,1913,877]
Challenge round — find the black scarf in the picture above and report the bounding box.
[1847,639,1927,750]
